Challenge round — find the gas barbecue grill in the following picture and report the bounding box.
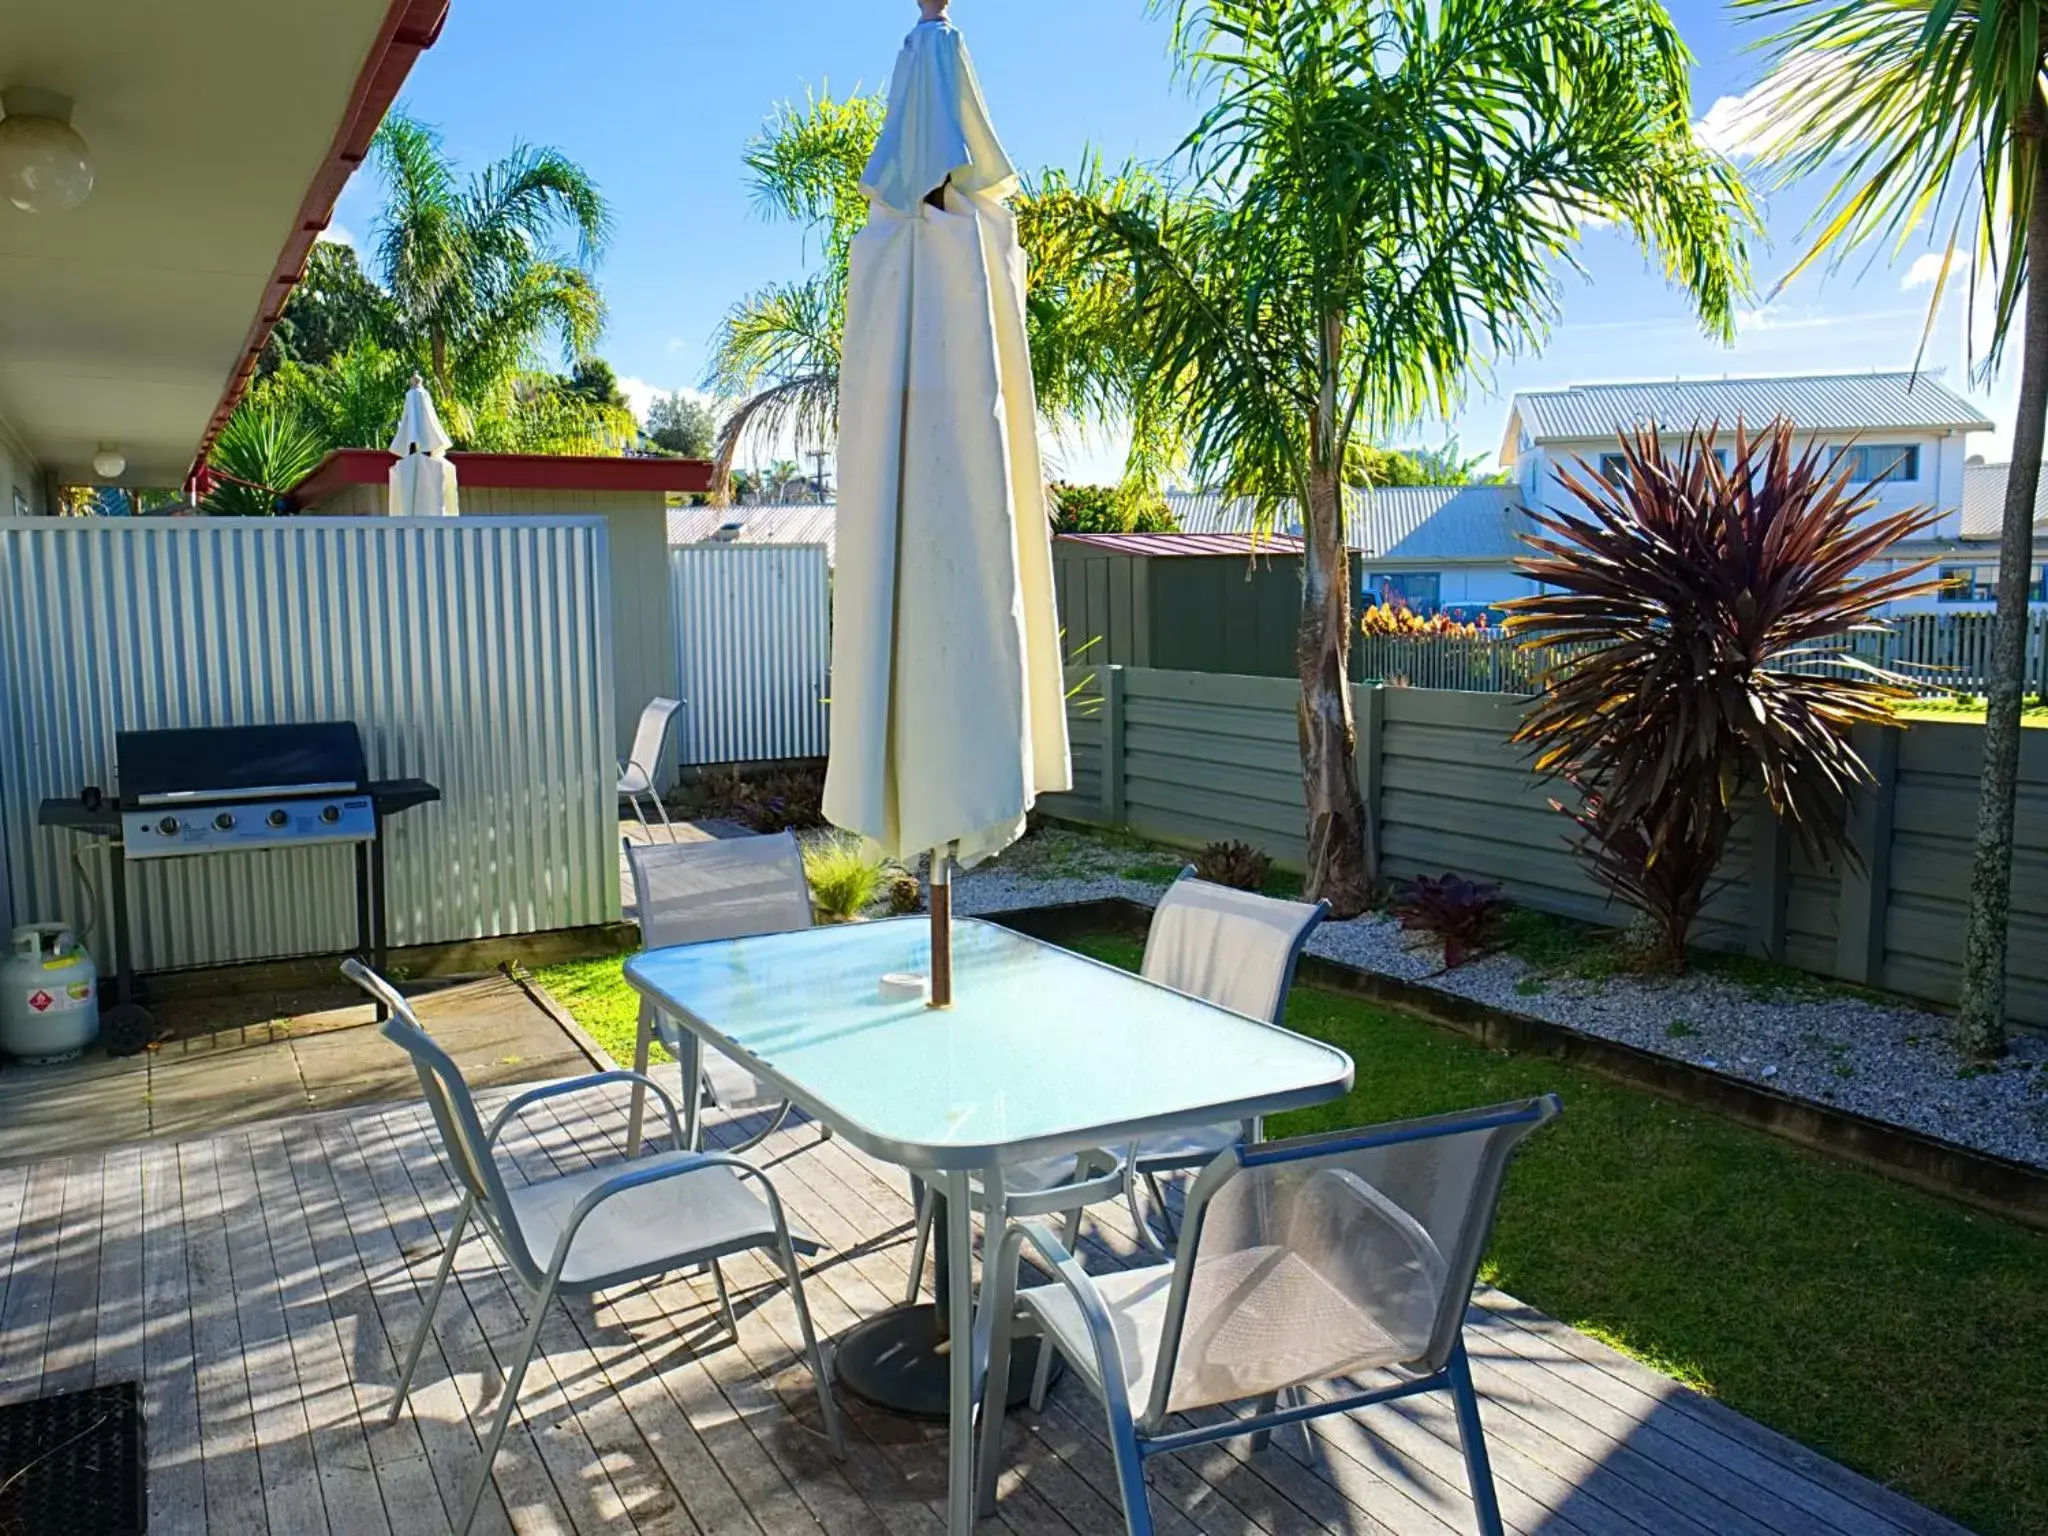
[39,723,439,1050]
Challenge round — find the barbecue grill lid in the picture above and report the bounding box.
[116,723,367,802]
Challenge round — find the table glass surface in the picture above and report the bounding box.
[624,916,1353,1169]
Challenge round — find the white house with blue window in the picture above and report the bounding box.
[1174,370,2039,617]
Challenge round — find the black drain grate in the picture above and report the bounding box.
[0,1382,146,1535]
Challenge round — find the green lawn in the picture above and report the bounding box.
[534,938,2048,1535]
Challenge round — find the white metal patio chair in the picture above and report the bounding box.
[1124,869,1330,1251]
[344,959,843,1536]
[618,696,683,842]
[623,832,816,1157]
[976,1096,1563,1536]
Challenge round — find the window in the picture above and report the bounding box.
[8,487,24,518]
[1938,565,2046,602]
[1831,443,1920,483]
[1596,448,1731,484]
[1370,572,1441,613]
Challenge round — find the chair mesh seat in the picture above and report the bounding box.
[1024,1245,1430,1415]
[507,1159,788,1287]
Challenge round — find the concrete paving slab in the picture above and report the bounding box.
[0,972,596,1166]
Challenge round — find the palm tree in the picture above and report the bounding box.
[1734,0,2046,1056]
[763,458,805,501]
[1056,0,1753,913]
[706,91,885,495]
[706,93,1163,502]
[372,111,613,442]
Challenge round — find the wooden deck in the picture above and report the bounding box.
[0,1083,1968,1536]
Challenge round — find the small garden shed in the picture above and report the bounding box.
[1052,531,1311,678]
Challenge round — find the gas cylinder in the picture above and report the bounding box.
[0,924,100,1063]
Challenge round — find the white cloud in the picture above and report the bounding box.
[617,376,719,426]
[1693,52,1846,161]
[1902,251,1970,290]
[1732,304,1891,335]
[318,222,356,248]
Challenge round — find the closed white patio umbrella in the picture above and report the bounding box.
[388,374,459,518]
[823,0,1070,1006]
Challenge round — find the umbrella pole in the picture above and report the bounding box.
[929,849,952,1008]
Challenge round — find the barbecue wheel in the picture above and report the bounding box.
[100,1003,155,1058]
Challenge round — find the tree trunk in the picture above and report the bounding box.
[1955,113,2048,1058]
[1297,454,1376,916]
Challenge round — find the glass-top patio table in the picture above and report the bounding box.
[624,914,1355,1535]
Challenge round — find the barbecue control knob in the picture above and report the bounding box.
[319,804,342,825]
[213,811,236,831]
[157,816,180,837]
[267,809,289,829]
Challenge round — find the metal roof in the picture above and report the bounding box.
[668,502,837,560]
[1055,530,1304,557]
[1167,484,1529,562]
[1960,462,2048,541]
[1510,372,1994,444]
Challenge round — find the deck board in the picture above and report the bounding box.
[0,1083,1974,1536]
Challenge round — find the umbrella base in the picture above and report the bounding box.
[833,1303,1061,1420]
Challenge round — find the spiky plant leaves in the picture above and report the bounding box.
[1506,420,1942,958]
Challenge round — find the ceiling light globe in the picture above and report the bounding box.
[0,113,93,215]
[91,449,126,480]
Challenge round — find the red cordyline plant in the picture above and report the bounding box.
[1503,421,1942,966]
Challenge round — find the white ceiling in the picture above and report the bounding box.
[0,0,399,485]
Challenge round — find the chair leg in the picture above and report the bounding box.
[975,1270,1018,1516]
[1106,1412,1154,1536]
[1144,1172,1179,1244]
[1249,1386,1316,1463]
[1448,1339,1505,1536]
[650,784,678,843]
[458,1274,556,1536]
[711,1261,740,1339]
[388,1193,471,1423]
[1028,1204,1084,1412]
[775,1229,846,1457]
[905,1182,934,1303]
[726,1099,797,1155]
[1124,1166,1171,1258]
[625,1007,654,1159]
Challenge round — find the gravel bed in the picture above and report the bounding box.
[954,853,2048,1173]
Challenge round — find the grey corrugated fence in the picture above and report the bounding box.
[670,543,830,766]
[0,516,619,973]
[1039,665,2048,1027]
[1357,611,2048,697]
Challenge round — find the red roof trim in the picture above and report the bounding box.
[289,447,719,507]
[1055,531,1306,557]
[188,0,451,485]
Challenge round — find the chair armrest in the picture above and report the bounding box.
[487,1070,685,1152]
[997,1217,1143,1427]
[1003,1149,1127,1220]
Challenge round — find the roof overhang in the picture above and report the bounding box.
[291,447,719,507]
[0,0,447,488]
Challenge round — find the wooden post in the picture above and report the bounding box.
[1835,723,1900,987]
[1101,664,1127,828]
[929,851,953,1008]
[1357,682,1385,882]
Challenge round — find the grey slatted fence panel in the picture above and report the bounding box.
[669,543,830,766]
[1882,724,2048,1022]
[0,516,617,972]
[1050,664,2048,1025]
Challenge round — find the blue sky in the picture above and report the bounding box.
[330,0,2021,477]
